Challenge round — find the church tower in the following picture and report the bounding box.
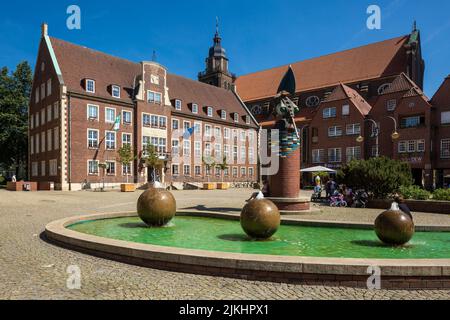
[198,19,236,90]
[405,21,425,89]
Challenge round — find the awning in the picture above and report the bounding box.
[300,166,337,173]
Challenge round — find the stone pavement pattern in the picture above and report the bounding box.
[0,189,449,300]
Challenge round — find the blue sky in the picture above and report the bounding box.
[1,0,449,96]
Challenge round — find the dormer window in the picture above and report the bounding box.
[245,115,251,125]
[86,79,95,93]
[192,103,198,114]
[207,107,213,117]
[147,91,162,104]
[112,85,121,98]
[175,100,182,111]
[234,113,239,123]
[221,110,227,120]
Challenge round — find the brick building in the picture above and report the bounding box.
[29,24,258,191]
[234,25,450,189]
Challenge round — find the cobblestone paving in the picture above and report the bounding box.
[0,189,448,300]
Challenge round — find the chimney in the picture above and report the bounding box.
[41,23,48,37]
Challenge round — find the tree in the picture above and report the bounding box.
[337,157,413,199]
[0,61,32,179]
[202,156,216,183]
[217,156,228,183]
[143,144,163,182]
[117,144,135,183]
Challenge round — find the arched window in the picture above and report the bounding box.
[378,83,391,95]
[306,96,320,107]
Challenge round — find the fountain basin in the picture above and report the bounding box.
[45,211,450,289]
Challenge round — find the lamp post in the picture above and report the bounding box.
[387,116,400,140]
[357,119,379,157]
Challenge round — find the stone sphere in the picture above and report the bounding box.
[137,188,176,227]
[375,204,415,246]
[241,199,281,239]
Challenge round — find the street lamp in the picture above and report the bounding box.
[356,119,379,157]
[387,116,400,140]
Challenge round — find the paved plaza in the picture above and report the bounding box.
[0,188,449,300]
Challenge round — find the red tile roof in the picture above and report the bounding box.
[235,36,409,102]
[383,72,429,100]
[49,37,256,127]
[324,83,372,116]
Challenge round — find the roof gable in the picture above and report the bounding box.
[324,83,372,116]
[383,72,429,100]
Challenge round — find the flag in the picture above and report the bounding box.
[113,115,121,131]
[183,127,195,140]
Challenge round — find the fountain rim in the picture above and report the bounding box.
[45,211,450,282]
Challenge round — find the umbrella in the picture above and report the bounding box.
[300,166,336,173]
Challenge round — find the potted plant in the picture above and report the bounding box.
[117,144,136,192]
[217,156,230,190]
[202,156,216,190]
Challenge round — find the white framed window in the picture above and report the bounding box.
[112,85,121,98]
[105,107,116,123]
[122,133,132,146]
[248,131,254,143]
[87,129,99,149]
[41,131,45,153]
[41,161,46,177]
[151,115,158,127]
[49,159,57,177]
[224,167,230,176]
[233,146,238,162]
[387,99,397,111]
[249,147,255,164]
[90,161,105,177]
[35,135,40,154]
[346,123,361,135]
[407,140,416,153]
[224,128,230,140]
[323,107,336,119]
[122,163,132,176]
[105,131,116,150]
[194,122,201,135]
[328,126,343,137]
[87,104,99,120]
[234,113,239,123]
[192,103,198,114]
[241,167,247,177]
[172,140,180,156]
[398,141,407,153]
[172,164,179,176]
[35,88,39,104]
[194,141,201,157]
[46,105,52,122]
[346,146,361,162]
[214,127,221,139]
[205,143,212,157]
[159,116,167,128]
[32,162,38,177]
[106,161,116,176]
[417,139,425,153]
[30,136,34,155]
[183,121,191,132]
[248,167,254,177]
[143,113,151,126]
[215,144,222,159]
[183,165,191,176]
[328,148,342,163]
[172,119,179,130]
[342,104,350,116]
[441,139,450,159]
[46,79,52,97]
[401,116,422,128]
[441,111,450,124]
[54,127,59,150]
[175,99,182,111]
[245,116,251,125]
[183,140,191,156]
[194,165,201,176]
[232,167,238,177]
[40,109,45,125]
[86,79,95,93]
[240,130,246,142]
[205,125,212,138]
[122,110,132,124]
[312,149,324,163]
[40,84,45,101]
[224,145,230,161]
[30,114,34,129]
[53,102,59,120]
[147,90,162,104]
[221,110,227,120]
[240,146,246,162]
[47,129,52,151]
[207,107,213,117]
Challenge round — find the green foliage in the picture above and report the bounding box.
[312,172,329,180]
[117,144,135,165]
[0,176,5,185]
[338,157,413,198]
[432,189,450,201]
[143,144,163,168]
[399,185,431,200]
[0,61,32,179]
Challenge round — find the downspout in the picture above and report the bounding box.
[67,93,72,191]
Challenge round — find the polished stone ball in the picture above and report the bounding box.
[375,204,415,246]
[241,199,281,239]
[137,188,176,227]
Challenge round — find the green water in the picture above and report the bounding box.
[68,216,450,259]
